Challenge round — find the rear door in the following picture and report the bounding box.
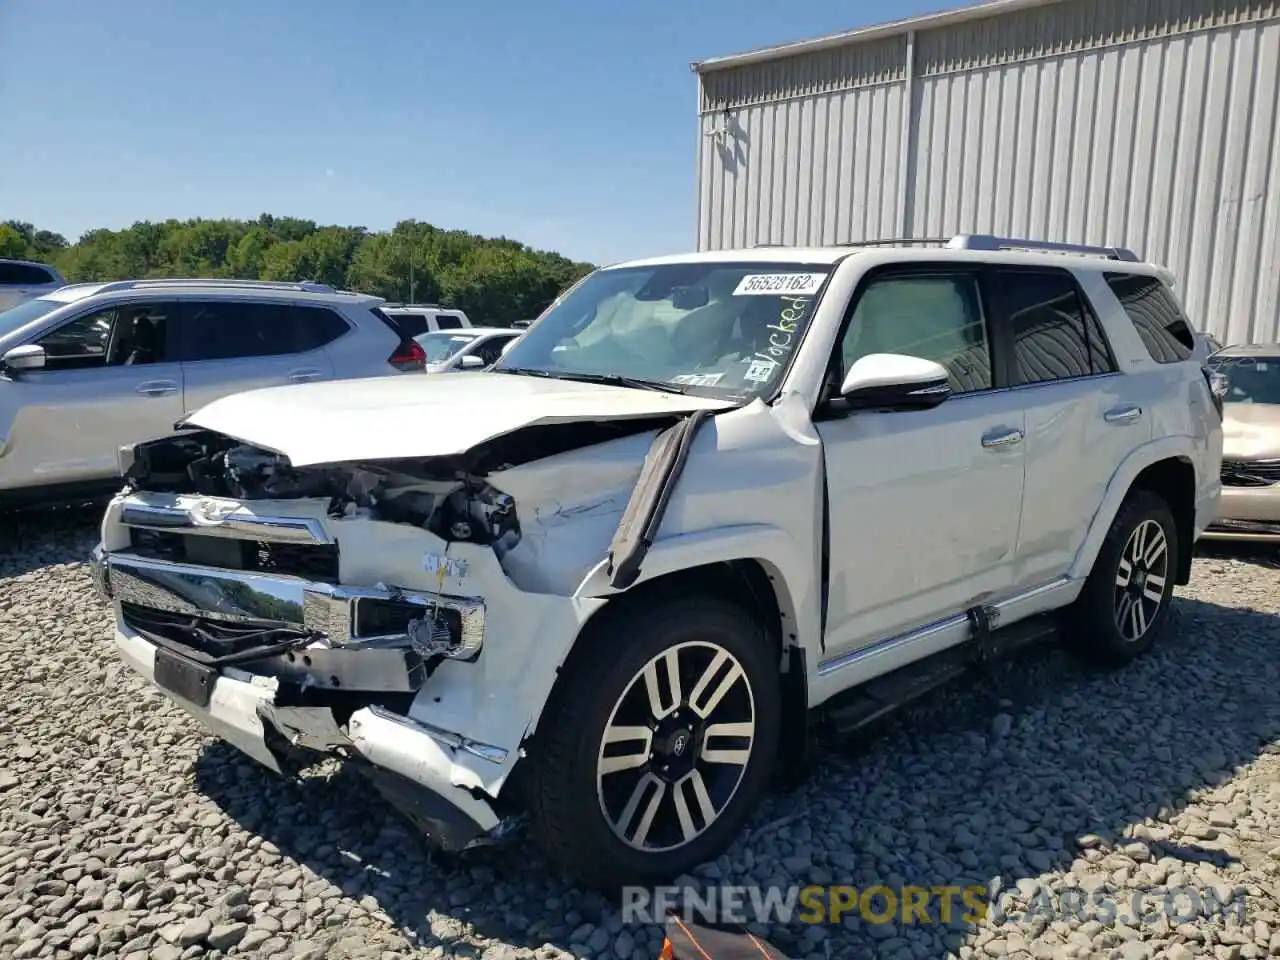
[175,299,337,416]
[991,266,1148,589]
[0,299,184,490]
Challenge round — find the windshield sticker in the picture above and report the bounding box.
[743,359,777,383]
[733,273,828,297]
[671,372,725,386]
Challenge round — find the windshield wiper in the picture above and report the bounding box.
[549,372,689,394]
[492,366,554,378]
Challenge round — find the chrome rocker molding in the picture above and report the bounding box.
[91,547,485,650]
[121,499,333,545]
[816,576,1078,682]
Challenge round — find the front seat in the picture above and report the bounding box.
[123,316,158,365]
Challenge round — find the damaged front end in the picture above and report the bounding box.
[94,415,694,850]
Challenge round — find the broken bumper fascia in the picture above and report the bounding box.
[109,622,505,851]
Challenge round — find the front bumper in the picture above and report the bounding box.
[94,547,504,851]
[1202,485,1280,540]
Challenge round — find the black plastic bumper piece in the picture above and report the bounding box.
[357,765,489,853]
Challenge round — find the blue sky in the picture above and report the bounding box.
[0,0,967,265]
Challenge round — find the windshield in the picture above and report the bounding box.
[0,298,63,339]
[416,331,478,363]
[493,261,833,396]
[1208,355,1280,405]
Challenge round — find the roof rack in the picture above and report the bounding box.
[381,302,444,309]
[834,237,951,248]
[945,234,1141,262]
[89,278,343,295]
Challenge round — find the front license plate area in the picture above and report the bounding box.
[154,647,216,708]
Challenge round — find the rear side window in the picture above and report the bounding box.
[0,262,55,285]
[998,268,1116,385]
[179,301,295,361]
[388,312,429,337]
[293,306,350,352]
[434,314,464,330]
[1104,273,1195,363]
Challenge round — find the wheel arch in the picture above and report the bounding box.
[1072,440,1198,586]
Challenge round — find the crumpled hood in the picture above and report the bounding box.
[1222,402,1280,460]
[182,371,734,466]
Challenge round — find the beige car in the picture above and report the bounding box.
[1204,343,1280,540]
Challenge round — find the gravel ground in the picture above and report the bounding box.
[1,508,1278,960]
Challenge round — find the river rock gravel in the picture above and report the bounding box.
[0,509,1278,960]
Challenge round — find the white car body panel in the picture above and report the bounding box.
[181,372,736,465]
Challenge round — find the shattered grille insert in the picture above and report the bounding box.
[128,528,340,582]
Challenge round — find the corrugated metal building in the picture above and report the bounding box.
[692,0,1280,343]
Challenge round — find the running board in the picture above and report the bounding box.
[821,610,1060,736]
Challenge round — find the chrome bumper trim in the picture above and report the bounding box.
[120,497,333,545]
[95,550,485,648]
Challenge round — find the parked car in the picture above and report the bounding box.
[91,234,1221,888]
[1200,343,1280,540]
[0,278,424,506]
[417,327,523,373]
[380,304,471,337]
[0,258,65,311]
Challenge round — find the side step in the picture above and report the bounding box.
[822,611,1060,736]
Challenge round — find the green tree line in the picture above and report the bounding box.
[0,216,596,326]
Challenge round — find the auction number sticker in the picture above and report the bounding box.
[733,272,827,296]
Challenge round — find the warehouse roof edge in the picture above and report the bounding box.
[690,0,1066,73]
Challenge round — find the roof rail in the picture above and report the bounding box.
[946,234,1141,262]
[834,237,951,248]
[89,278,340,295]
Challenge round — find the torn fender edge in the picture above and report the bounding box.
[606,408,715,590]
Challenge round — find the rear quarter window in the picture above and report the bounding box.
[1104,273,1195,363]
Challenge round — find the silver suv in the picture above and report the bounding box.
[0,278,424,506]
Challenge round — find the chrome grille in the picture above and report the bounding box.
[1220,460,1280,487]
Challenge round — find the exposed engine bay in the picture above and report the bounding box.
[120,415,688,593]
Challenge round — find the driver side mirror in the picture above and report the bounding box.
[1,344,47,373]
[839,353,951,411]
[458,354,486,370]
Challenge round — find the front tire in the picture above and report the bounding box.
[1069,489,1178,667]
[527,595,781,890]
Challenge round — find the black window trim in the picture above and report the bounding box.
[984,264,1121,392]
[815,261,1007,419]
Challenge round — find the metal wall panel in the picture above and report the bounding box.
[698,84,906,250]
[908,18,1280,343]
[696,0,1280,343]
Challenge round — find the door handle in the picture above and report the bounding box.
[981,427,1024,449]
[1104,405,1143,425]
[135,380,178,398]
[288,368,323,383]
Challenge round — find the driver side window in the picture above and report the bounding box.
[838,273,992,394]
[36,302,173,371]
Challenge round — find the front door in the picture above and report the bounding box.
[815,267,1027,658]
[0,300,184,491]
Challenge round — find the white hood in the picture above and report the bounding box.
[182,371,734,466]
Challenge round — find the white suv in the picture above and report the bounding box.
[0,279,425,506]
[90,235,1222,888]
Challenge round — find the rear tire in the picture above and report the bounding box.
[526,595,781,890]
[1068,489,1178,667]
